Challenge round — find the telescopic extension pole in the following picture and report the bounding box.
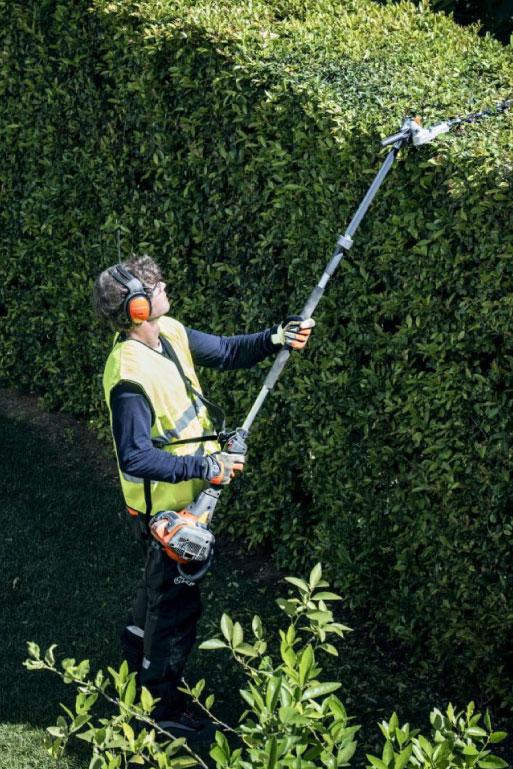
[176,131,408,581]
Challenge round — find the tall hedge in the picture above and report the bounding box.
[2,0,513,706]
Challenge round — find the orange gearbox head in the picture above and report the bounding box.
[109,264,152,324]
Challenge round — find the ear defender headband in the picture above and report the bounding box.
[110,264,151,324]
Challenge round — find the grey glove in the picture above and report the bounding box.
[271,315,316,349]
[201,452,245,485]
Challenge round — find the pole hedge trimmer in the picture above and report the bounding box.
[150,98,512,583]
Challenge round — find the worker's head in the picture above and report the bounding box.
[93,255,168,331]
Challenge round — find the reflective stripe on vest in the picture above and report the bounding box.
[103,316,220,515]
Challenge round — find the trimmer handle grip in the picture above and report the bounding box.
[186,485,221,519]
[224,427,248,456]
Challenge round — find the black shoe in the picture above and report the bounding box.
[156,710,218,744]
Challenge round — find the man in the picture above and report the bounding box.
[93,254,314,740]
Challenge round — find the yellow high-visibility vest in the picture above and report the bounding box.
[103,316,220,516]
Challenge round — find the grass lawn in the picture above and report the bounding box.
[1,389,510,768]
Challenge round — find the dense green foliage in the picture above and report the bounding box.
[2,0,513,707]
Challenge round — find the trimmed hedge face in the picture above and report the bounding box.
[2,0,513,705]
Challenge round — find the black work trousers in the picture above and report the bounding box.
[121,514,202,719]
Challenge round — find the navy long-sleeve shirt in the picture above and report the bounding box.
[111,326,278,484]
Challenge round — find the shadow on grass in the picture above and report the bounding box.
[0,408,273,734]
[0,410,136,726]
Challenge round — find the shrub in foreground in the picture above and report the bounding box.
[25,566,508,769]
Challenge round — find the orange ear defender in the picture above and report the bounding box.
[110,263,151,324]
[128,295,151,323]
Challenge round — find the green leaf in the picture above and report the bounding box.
[279,705,301,724]
[309,563,322,589]
[123,675,136,708]
[284,577,309,593]
[210,745,228,766]
[417,735,433,757]
[302,682,341,700]
[312,592,342,601]
[478,758,508,769]
[266,675,282,712]
[489,733,508,744]
[248,683,266,713]
[122,723,134,741]
[27,642,41,660]
[319,643,339,656]
[140,686,154,713]
[306,610,332,624]
[191,679,205,699]
[215,730,230,752]
[235,643,259,657]
[328,696,347,720]
[220,614,233,642]
[166,738,186,756]
[280,642,296,667]
[383,739,394,767]
[199,638,227,650]
[24,659,45,670]
[394,745,412,769]
[276,598,297,616]
[367,755,389,769]
[467,727,488,738]
[44,645,57,666]
[389,713,399,734]
[205,694,215,709]
[119,659,129,684]
[338,741,357,763]
[239,689,255,708]
[299,645,314,685]
[267,736,278,769]
[232,622,244,648]
[252,615,263,638]
[71,714,91,732]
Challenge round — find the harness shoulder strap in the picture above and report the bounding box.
[159,334,226,443]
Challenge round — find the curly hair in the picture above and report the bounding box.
[92,255,162,331]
